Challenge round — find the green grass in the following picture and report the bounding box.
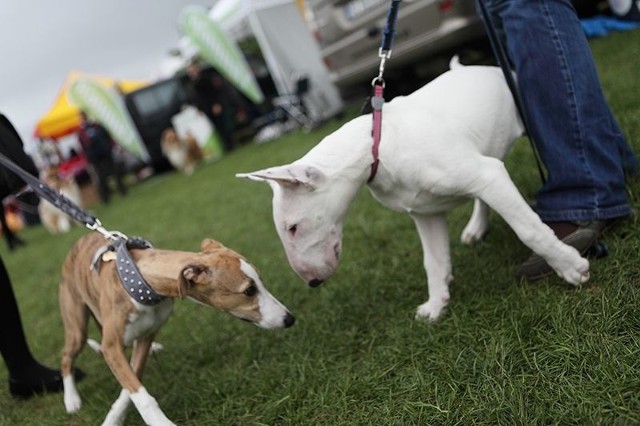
[1,29,640,425]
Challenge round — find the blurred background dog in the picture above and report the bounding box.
[160,128,203,175]
[37,166,82,234]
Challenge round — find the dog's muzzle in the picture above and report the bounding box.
[284,312,296,328]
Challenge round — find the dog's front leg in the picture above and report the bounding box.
[101,338,156,426]
[411,213,452,321]
[467,157,589,284]
[101,331,175,426]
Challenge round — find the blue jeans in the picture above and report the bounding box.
[480,0,637,222]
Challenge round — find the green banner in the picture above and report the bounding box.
[181,6,264,104]
[68,78,149,161]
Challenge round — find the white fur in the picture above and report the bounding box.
[238,64,589,321]
[240,259,291,329]
[101,389,130,426]
[123,299,174,346]
[128,387,175,426]
[63,374,82,413]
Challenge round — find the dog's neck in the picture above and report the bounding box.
[131,250,198,298]
[300,115,375,184]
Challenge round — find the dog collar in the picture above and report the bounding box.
[367,83,384,183]
[92,237,166,306]
[115,238,167,306]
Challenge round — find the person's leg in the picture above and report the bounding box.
[93,160,111,203]
[115,163,128,196]
[501,0,635,222]
[0,256,69,398]
[479,0,637,279]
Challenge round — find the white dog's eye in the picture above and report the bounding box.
[287,224,298,236]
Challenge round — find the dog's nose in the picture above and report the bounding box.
[309,279,324,288]
[284,313,296,328]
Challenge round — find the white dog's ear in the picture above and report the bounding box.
[236,164,324,190]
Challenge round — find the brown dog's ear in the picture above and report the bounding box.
[178,265,211,297]
[201,239,224,253]
[182,264,211,284]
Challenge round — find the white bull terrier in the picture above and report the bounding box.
[237,61,589,321]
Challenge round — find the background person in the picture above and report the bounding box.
[77,111,127,203]
[186,60,239,153]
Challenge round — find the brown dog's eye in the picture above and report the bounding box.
[244,285,257,297]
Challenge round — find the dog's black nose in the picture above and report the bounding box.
[309,279,323,288]
[284,313,296,328]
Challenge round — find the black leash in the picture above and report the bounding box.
[0,152,102,232]
[477,0,547,184]
[361,0,402,116]
[0,152,166,306]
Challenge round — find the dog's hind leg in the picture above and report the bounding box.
[411,213,453,321]
[101,389,131,426]
[461,199,490,244]
[59,281,89,413]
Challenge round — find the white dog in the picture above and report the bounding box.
[237,61,589,321]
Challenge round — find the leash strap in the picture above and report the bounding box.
[0,151,162,304]
[476,0,547,184]
[375,0,402,84]
[380,0,401,54]
[367,0,401,182]
[368,84,385,183]
[0,152,100,229]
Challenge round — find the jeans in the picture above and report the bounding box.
[479,0,638,222]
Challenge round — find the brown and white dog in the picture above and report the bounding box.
[38,166,83,234]
[160,128,203,175]
[59,232,294,426]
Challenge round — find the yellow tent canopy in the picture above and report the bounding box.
[34,71,148,139]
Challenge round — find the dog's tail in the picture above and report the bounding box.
[449,55,463,70]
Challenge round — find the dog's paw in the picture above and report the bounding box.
[150,342,164,353]
[460,222,488,245]
[555,256,590,285]
[86,338,102,353]
[415,299,448,322]
[64,390,82,413]
[63,375,82,413]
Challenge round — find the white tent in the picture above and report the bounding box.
[193,0,344,122]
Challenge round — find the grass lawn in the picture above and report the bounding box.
[1,29,639,425]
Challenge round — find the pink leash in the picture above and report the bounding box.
[367,83,384,183]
